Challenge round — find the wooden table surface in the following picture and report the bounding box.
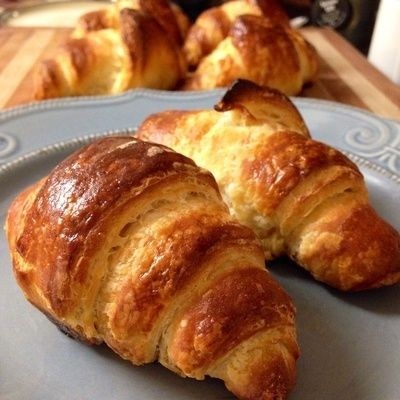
[0,25,400,120]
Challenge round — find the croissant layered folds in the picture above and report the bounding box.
[5,136,299,400]
[33,0,319,99]
[34,6,187,100]
[73,0,190,45]
[182,14,318,95]
[183,0,290,68]
[137,80,400,291]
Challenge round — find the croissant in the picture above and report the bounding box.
[5,136,299,400]
[34,8,186,100]
[73,0,191,45]
[183,0,290,68]
[182,14,318,95]
[137,80,400,291]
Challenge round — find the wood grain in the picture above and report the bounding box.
[0,26,399,120]
[0,27,71,109]
[302,28,400,119]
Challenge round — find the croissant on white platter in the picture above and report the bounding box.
[137,79,400,291]
[5,136,299,400]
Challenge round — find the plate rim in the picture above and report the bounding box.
[1,130,399,188]
[0,88,399,125]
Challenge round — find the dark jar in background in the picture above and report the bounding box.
[309,0,381,54]
[283,0,381,54]
[175,0,381,55]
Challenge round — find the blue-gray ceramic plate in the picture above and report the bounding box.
[0,90,399,400]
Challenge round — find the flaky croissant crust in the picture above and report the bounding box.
[137,79,400,291]
[182,14,318,95]
[33,0,319,99]
[34,6,187,100]
[183,0,290,68]
[73,0,190,45]
[6,136,299,400]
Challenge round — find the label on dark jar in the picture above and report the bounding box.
[311,0,352,29]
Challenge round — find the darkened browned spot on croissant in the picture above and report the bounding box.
[215,79,290,112]
[170,267,295,371]
[138,0,183,45]
[62,38,93,78]
[203,8,231,54]
[241,130,361,213]
[112,216,260,334]
[230,15,300,73]
[36,302,98,344]
[301,204,400,291]
[119,9,145,70]
[231,351,296,400]
[77,10,112,32]
[119,8,183,77]
[34,60,61,100]
[214,79,307,130]
[15,137,216,314]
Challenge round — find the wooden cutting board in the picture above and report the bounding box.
[0,26,399,120]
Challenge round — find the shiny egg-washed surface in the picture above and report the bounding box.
[0,90,400,399]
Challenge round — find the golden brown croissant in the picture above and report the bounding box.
[73,0,190,45]
[182,14,318,95]
[5,136,299,400]
[34,8,187,100]
[183,0,290,68]
[137,80,400,291]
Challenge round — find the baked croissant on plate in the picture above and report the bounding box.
[137,79,400,291]
[183,0,290,68]
[34,7,187,100]
[182,14,318,95]
[5,136,299,400]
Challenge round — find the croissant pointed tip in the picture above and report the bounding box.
[296,204,400,292]
[215,79,289,111]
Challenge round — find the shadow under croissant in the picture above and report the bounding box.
[54,328,235,399]
[269,257,400,315]
[99,347,235,399]
[44,255,396,400]
[270,257,399,399]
